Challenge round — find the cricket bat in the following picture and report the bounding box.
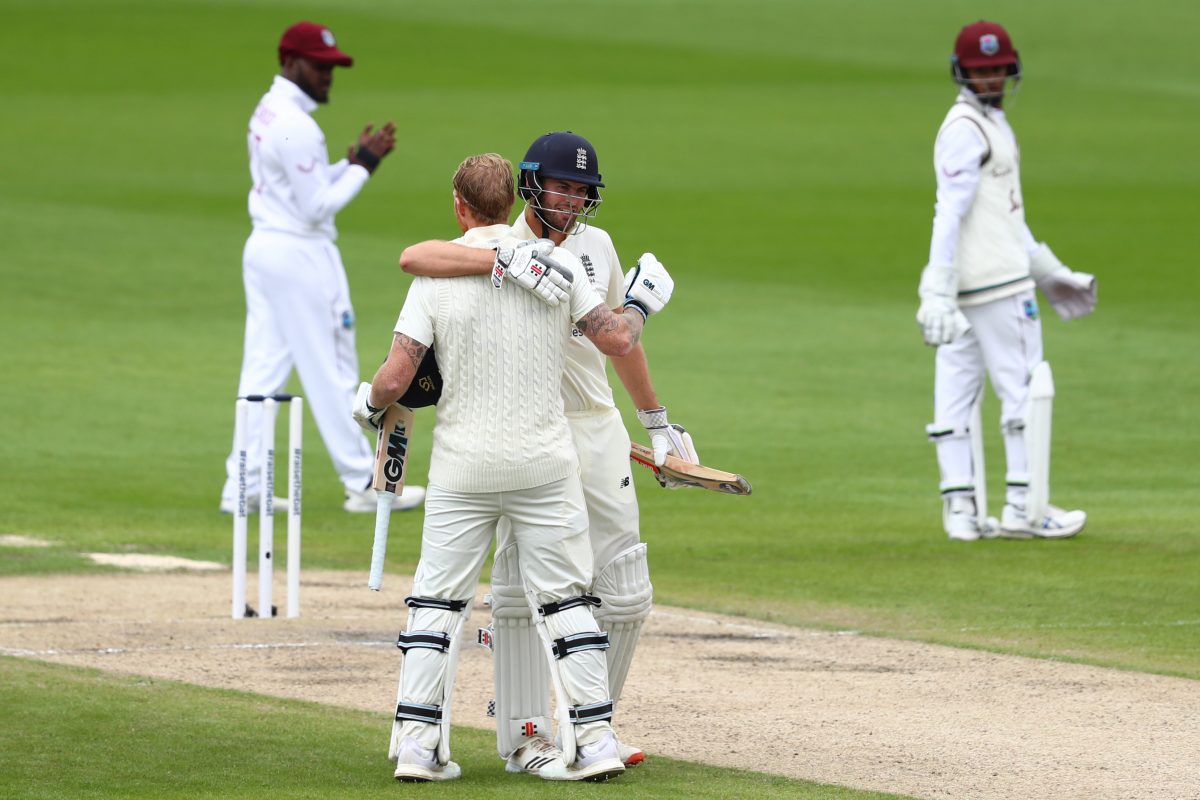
[368,404,414,591]
[629,442,752,496]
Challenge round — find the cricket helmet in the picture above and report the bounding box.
[518,131,604,234]
[951,21,1022,99]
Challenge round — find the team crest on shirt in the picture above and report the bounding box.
[579,254,596,285]
[979,34,1000,56]
[1023,298,1039,320]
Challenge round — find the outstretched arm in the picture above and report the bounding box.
[399,240,492,277]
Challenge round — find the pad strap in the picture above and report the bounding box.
[405,595,469,611]
[551,631,611,660]
[569,700,614,724]
[397,630,452,653]
[926,422,970,442]
[395,701,442,725]
[539,595,601,616]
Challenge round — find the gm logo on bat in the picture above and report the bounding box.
[383,425,409,485]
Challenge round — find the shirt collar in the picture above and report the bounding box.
[458,223,513,248]
[272,75,319,114]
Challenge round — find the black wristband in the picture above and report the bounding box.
[622,300,649,322]
[354,145,382,173]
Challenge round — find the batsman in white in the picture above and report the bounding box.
[918,21,1096,541]
[220,21,424,515]
[399,131,697,770]
[352,153,674,782]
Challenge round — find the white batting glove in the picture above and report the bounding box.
[636,406,699,467]
[623,253,674,320]
[352,382,386,433]
[916,264,971,346]
[1029,244,1097,321]
[492,239,572,305]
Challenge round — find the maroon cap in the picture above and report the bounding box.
[954,21,1018,69]
[278,21,353,67]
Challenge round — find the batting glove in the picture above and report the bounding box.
[636,406,699,467]
[623,253,674,320]
[492,239,573,305]
[352,382,387,433]
[916,264,971,346]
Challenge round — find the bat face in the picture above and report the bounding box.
[373,405,414,494]
[629,442,752,496]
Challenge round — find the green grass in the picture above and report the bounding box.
[0,657,908,800]
[1,0,1198,793]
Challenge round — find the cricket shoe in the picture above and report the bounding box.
[392,736,460,782]
[218,495,288,515]
[943,495,981,541]
[617,739,646,766]
[505,735,566,777]
[544,732,625,782]
[999,503,1086,540]
[343,484,426,513]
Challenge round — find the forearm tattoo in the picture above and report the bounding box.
[575,306,642,346]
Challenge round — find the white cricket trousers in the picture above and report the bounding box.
[933,289,1043,504]
[396,477,615,749]
[566,407,641,570]
[221,230,373,503]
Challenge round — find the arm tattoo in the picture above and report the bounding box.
[396,334,428,371]
[575,306,641,346]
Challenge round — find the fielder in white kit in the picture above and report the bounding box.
[221,21,423,514]
[399,131,698,770]
[918,21,1096,541]
[353,153,674,782]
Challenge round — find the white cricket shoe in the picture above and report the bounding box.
[218,495,287,515]
[617,739,646,766]
[1000,503,1086,539]
[505,735,566,777]
[392,736,460,782]
[563,732,625,782]
[343,484,426,513]
[943,495,981,541]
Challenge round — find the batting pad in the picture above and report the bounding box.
[592,543,652,705]
[491,543,552,757]
[388,599,469,762]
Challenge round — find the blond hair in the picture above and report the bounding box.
[452,153,515,225]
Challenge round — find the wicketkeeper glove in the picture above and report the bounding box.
[352,382,387,433]
[1029,243,1097,321]
[636,406,699,468]
[916,263,972,346]
[492,239,573,305]
[623,253,674,320]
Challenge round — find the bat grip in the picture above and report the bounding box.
[368,491,394,591]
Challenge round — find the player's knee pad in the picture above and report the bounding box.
[591,544,652,706]
[389,595,469,763]
[489,544,552,757]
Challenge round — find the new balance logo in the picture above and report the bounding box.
[576,147,588,170]
[620,476,630,488]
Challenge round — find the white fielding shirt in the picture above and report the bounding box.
[509,215,625,414]
[394,224,605,492]
[929,90,1039,306]
[246,76,369,240]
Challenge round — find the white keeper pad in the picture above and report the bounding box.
[490,541,552,758]
[591,543,652,704]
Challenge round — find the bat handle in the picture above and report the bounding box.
[368,491,394,591]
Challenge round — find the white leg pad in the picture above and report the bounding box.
[1025,361,1055,525]
[490,543,553,758]
[591,543,652,707]
[388,599,469,765]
